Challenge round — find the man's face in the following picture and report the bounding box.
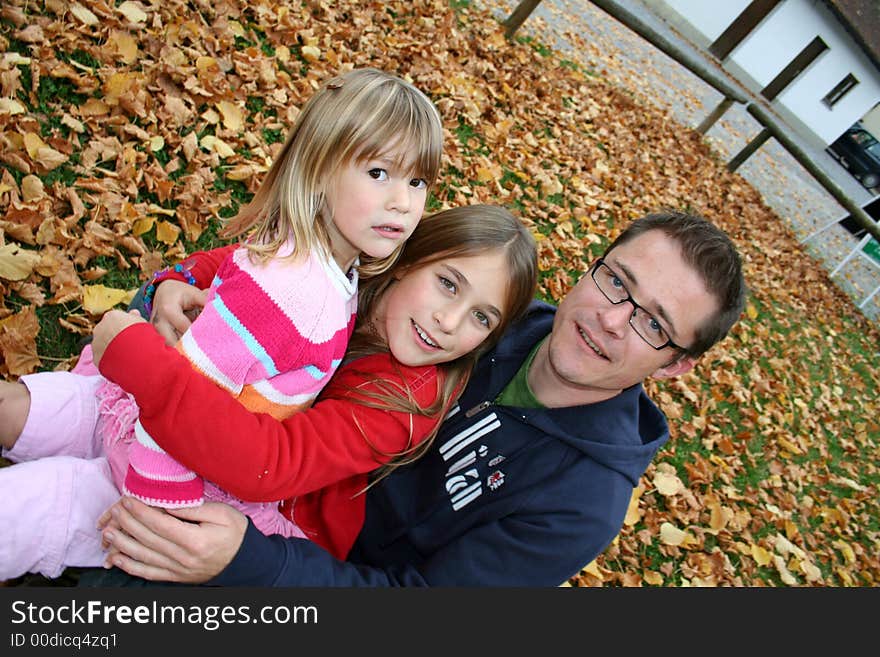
[539,229,718,404]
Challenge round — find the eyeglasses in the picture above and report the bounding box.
[590,259,687,352]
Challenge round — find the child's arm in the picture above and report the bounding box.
[140,245,235,344]
[145,245,235,293]
[99,324,441,502]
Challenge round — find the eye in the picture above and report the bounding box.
[438,276,456,294]
[646,315,665,336]
[409,177,427,189]
[610,273,625,289]
[473,310,491,328]
[368,168,388,181]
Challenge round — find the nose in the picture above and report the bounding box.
[386,179,412,213]
[598,300,633,339]
[433,303,466,334]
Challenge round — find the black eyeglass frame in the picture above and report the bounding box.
[590,258,689,354]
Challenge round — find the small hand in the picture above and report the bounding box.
[92,309,146,367]
[150,280,208,346]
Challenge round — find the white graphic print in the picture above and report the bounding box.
[445,469,481,510]
[439,413,500,462]
[441,415,502,511]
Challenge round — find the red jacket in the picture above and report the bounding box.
[101,323,444,560]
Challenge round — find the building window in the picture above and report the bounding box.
[823,74,859,108]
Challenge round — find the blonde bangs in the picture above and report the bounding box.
[348,94,443,185]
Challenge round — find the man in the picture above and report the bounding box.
[91,210,746,586]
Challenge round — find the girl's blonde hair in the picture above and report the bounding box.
[344,205,538,488]
[222,68,444,275]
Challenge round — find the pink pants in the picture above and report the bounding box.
[0,370,118,579]
[1,349,304,581]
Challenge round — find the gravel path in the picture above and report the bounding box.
[476,0,880,323]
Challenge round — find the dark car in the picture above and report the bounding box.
[828,123,880,190]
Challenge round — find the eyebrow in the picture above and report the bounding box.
[444,264,503,320]
[612,259,679,338]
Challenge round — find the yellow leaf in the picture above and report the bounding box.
[0,98,26,115]
[21,175,45,202]
[773,555,798,585]
[581,559,604,581]
[23,133,47,159]
[777,436,802,455]
[148,136,165,152]
[155,220,181,245]
[2,53,31,66]
[643,571,664,586]
[833,540,856,565]
[301,45,321,62]
[196,56,218,73]
[104,72,135,105]
[117,1,148,22]
[623,485,644,526]
[110,31,138,64]
[653,469,684,496]
[217,101,243,132]
[36,146,68,171]
[131,216,155,236]
[200,135,235,158]
[0,244,41,281]
[81,98,110,116]
[751,544,772,566]
[82,285,134,314]
[835,568,853,586]
[476,167,496,183]
[70,3,99,25]
[228,20,246,37]
[746,303,758,319]
[708,503,732,533]
[226,164,255,181]
[659,522,687,546]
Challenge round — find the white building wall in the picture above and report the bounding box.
[862,104,880,137]
[661,0,751,41]
[654,0,880,145]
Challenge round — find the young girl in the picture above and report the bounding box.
[1,205,536,576]
[0,67,443,580]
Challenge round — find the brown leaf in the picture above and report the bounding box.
[0,305,40,376]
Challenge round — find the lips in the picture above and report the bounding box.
[412,320,441,350]
[373,223,406,238]
[578,325,608,360]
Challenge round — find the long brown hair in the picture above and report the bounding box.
[344,205,538,488]
[221,68,443,275]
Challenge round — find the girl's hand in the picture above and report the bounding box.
[150,279,208,346]
[97,498,247,583]
[92,309,146,367]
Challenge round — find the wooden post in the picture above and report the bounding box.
[696,97,734,135]
[727,128,771,172]
[504,0,543,39]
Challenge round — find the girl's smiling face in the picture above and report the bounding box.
[372,250,510,367]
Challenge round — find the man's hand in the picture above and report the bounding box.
[92,309,146,367]
[150,280,208,346]
[98,498,248,584]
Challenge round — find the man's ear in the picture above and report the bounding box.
[651,354,696,380]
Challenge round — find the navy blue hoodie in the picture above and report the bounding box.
[211,301,670,586]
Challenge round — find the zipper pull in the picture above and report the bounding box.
[465,400,491,418]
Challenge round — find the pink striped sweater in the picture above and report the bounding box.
[115,240,358,518]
